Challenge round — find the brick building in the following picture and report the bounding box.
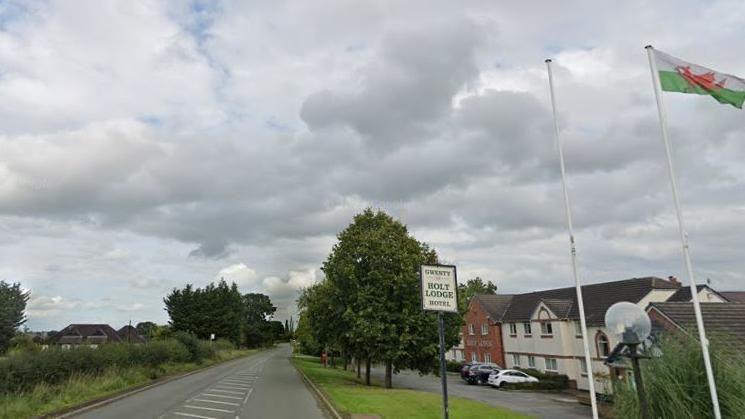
[463,294,512,366]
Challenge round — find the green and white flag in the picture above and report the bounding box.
[654,49,745,109]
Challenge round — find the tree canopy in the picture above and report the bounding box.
[458,276,497,314]
[0,281,29,354]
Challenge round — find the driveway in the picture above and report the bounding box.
[371,368,591,418]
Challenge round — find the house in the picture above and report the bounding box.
[464,276,683,392]
[49,324,123,348]
[445,332,465,362]
[720,291,745,303]
[665,283,728,303]
[117,325,147,344]
[647,302,745,347]
[462,294,513,366]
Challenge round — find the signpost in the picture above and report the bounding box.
[420,264,458,419]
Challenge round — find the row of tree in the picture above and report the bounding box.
[164,279,283,348]
[295,209,461,388]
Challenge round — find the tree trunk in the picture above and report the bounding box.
[365,358,371,386]
[343,355,349,371]
[385,360,393,389]
[357,358,361,379]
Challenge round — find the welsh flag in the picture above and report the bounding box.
[654,49,745,109]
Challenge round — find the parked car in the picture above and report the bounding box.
[460,362,481,381]
[487,369,539,388]
[465,364,500,385]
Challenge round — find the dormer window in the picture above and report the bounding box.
[597,332,610,357]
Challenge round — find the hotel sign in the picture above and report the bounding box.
[420,264,458,313]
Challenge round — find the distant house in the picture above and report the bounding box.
[721,291,745,303]
[117,325,147,344]
[49,324,124,348]
[647,302,745,347]
[665,283,728,303]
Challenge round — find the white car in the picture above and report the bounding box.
[487,369,539,388]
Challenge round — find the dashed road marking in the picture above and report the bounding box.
[201,393,243,400]
[183,405,235,413]
[191,398,240,406]
[172,412,217,419]
[242,388,253,405]
[207,389,245,395]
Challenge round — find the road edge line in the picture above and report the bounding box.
[292,358,343,419]
[44,350,262,419]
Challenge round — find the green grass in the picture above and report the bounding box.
[0,349,256,419]
[292,355,530,419]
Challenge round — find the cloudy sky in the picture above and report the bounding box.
[1,0,744,331]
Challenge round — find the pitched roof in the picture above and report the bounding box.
[50,324,123,344]
[721,292,745,303]
[117,325,147,343]
[648,302,745,345]
[501,277,679,326]
[472,294,514,321]
[666,285,727,302]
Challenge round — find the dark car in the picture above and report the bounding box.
[465,364,500,385]
[460,362,481,381]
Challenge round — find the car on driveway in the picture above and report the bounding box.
[465,364,500,385]
[487,369,539,388]
[460,362,481,381]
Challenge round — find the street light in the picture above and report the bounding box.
[604,302,652,419]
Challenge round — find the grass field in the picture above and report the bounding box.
[0,349,256,419]
[292,355,530,419]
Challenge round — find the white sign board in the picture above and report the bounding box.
[210,333,215,341]
[421,264,458,313]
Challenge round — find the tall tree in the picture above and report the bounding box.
[0,281,29,354]
[242,293,276,348]
[322,209,460,388]
[135,321,157,339]
[458,277,498,314]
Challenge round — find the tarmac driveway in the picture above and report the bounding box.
[371,368,591,418]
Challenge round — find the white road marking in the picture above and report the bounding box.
[214,384,250,389]
[173,412,217,419]
[208,389,245,395]
[242,388,254,405]
[192,398,240,406]
[221,379,253,384]
[184,405,235,413]
[201,393,243,400]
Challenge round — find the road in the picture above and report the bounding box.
[371,368,591,419]
[75,344,326,419]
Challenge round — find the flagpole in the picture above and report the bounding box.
[645,45,721,419]
[545,59,599,419]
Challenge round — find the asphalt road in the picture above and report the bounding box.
[74,344,326,419]
[370,368,591,419]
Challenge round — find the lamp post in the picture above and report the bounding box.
[604,302,652,419]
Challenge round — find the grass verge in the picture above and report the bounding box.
[0,349,256,419]
[292,355,530,419]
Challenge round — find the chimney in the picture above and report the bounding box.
[668,276,681,287]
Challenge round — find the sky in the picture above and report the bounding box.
[1,0,744,331]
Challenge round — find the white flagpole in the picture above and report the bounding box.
[645,45,721,419]
[545,59,599,419]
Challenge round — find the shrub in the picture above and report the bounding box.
[172,332,211,363]
[446,360,464,373]
[613,335,745,419]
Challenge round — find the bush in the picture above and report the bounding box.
[446,360,464,373]
[613,335,745,419]
[506,368,569,390]
[0,337,213,395]
[173,332,212,363]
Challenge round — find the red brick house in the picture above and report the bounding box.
[463,294,512,367]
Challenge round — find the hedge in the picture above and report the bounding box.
[503,368,570,390]
[0,335,223,395]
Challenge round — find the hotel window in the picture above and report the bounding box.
[471,352,478,362]
[541,321,553,336]
[523,322,532,335]
[468,324,474,335]
[484,353,492,363]
[545,358,558,372]
[481,323,489,335]
[508,323,517,335]
[528,355,536,368]
[574,320,583,337]
[579,358,587,375]
[512,354,520,367]
[597,332,610,357]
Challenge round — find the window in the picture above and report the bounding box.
[545,358,558,372]
[484,353,492,363]
[471,352,478,362]
[597,332,610,357]
[508,323,517,335]
[481,323,489,335]
[512,354,520,367]
[468,324,474,335]
[528,355,536,368]
[523,322,532,335]
[574,320,583,337]
[541,321,553,336]
[579,358,587,375]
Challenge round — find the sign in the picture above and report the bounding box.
[210,333,215,341]
[420,264,458,313]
